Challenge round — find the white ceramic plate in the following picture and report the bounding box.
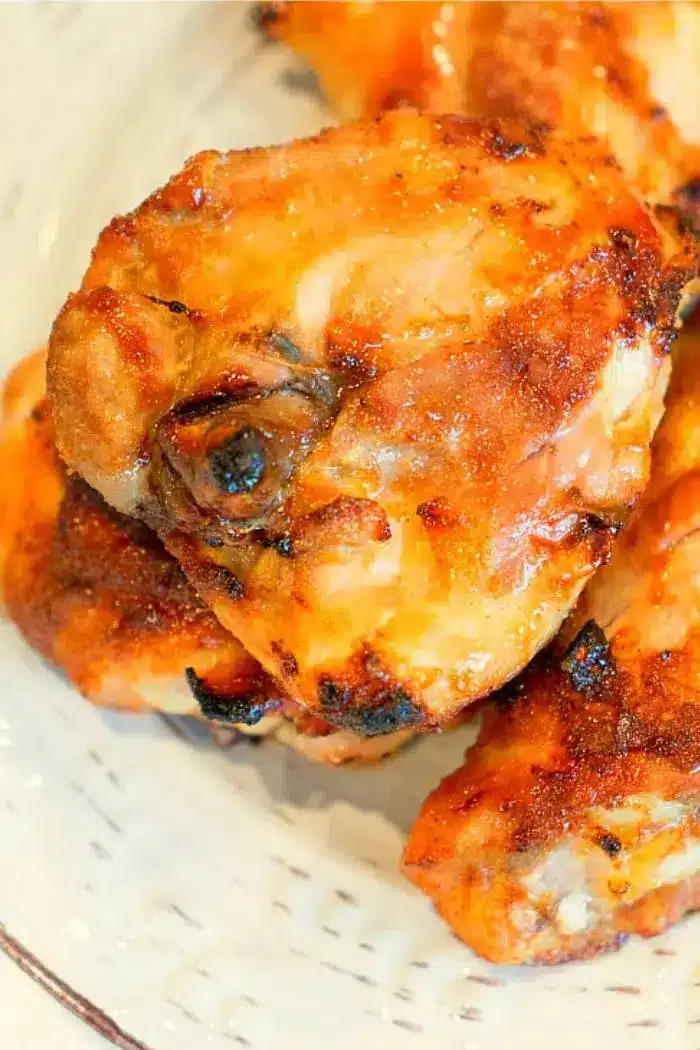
[2,5,700,1048]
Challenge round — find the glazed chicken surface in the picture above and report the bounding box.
[404,319,700,963]
[262,1,700,224]
[48,110,694,734]
[0,351,412,765]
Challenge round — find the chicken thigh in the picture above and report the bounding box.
[405,317,700,962]
[0,351,412,763]
[48,111,694,732]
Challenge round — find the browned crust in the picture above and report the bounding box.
[404,319,700,963]
[403,654,700,963]
[1,354,417,761]
[0,395,275,714]
[46,109,694,726]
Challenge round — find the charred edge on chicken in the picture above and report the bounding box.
[318,679,425,736]
[561,619,614,693]
[185,667,278,725]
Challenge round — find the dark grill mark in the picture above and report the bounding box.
[318,680,348,710]
[259,532,294,558]
[209,427,266,494]
[185,668,275,725]
[146,295,191,316]
[561,620,613,693]
[599,832,622,857]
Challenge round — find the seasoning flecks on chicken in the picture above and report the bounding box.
[0,351,413,764]
[260,1,700,224]
[48,111,694,732]
[404,318,700,964]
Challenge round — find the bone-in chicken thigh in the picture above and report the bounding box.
[405,318,700,963]
[261,2,700,221]
[48,111,693,734]
[0,351,413,764]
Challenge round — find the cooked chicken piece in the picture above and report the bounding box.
[48,110,694,734]
[404,317,700,963]
[0,351,412,764]
[260,1,700,223]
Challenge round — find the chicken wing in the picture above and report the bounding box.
[260,2,700,224]
[404,317,700,963]
[0,351,412,764]
[47,110,694,734]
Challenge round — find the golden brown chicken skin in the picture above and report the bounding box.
[404,318,700,964]
[261,1,700,223]
[48,111,693,733]
[0,351,412,764]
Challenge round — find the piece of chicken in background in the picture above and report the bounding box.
[259,1,700,226]
[0,351,414,765]
[404,316,700,964]
[47,110,694,739]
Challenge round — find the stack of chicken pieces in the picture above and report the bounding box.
[3,1,700,965]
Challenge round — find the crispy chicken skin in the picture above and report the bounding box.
[404,319,700,964]
[260,2,700,223]
[47,110,693,733]
[0,351,412,764]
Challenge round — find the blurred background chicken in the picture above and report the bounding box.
[0,351,414,764]
[260,1,700,225]
[47,110,693,736]
[405,316,700,963]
